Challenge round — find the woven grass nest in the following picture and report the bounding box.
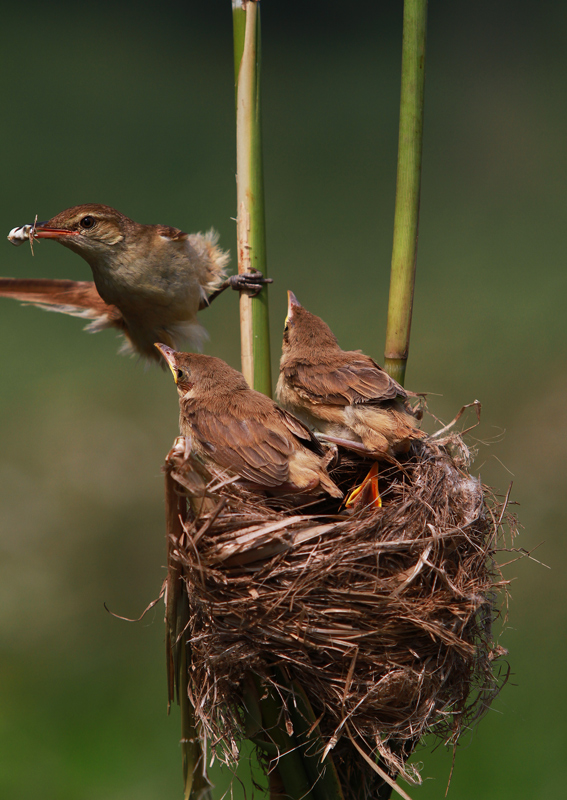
[164,420,512,797]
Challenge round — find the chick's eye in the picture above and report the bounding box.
[80,216,96,229]
[176,369,184,381]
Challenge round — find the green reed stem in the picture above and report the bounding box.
[384,0,428,387]
[233,0,272,396]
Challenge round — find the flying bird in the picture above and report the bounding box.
[276,291,425,506]
[4,204,270,361]
[155,344,343,499]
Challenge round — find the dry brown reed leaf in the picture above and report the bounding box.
[163,430,515,796]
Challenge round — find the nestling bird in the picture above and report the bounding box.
[155,344,343,499]
[4,204,270,361]
[277,292,425,506]
[277,291,424,457]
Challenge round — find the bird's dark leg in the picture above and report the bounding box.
[200,270,273,309]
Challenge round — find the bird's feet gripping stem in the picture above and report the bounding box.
[228,270,273,296]
[203,270,273,307]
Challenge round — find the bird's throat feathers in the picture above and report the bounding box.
[177,381,195,399]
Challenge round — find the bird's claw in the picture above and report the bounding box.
[228,270,273,297]
[321,442,339,469]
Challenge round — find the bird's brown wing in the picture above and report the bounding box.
[284,354,405,407]
[154,225,188,242]
[0,278,125,328]
[188,409,296,487]
[273,406,325,455]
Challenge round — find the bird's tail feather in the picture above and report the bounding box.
[0,278,121,323]
[320,474,344,499]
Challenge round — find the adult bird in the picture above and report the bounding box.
[155,344,343,500]
[276,291,425,506]
[4,204,270,362]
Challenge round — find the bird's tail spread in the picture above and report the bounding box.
[0,278,122,327]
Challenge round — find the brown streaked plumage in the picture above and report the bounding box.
[276,291,425,460]
[155,344,343,499]
[4,204,270,362]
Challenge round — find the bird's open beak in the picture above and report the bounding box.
[286,290,301,323]
[33,222,80,240]
[154,342,179,382]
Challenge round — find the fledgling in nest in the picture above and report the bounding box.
[277,291,425,459]
[156,344,343,500]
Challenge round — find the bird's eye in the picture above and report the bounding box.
[80,216,96,230]
[176,369,184,381]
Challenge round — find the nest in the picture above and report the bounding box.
[164,428,513,796]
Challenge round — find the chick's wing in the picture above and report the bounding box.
[190,410,295,487]
[285,354,405,407]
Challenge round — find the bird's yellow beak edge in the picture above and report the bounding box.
[285,290,300,324]
[154,342,179,383]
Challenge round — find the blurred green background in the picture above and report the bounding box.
[0,2,565,798]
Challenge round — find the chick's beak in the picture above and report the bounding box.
[286,290,301,323]
[154,342,179,382]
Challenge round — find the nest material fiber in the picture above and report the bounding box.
[164,431,511,792]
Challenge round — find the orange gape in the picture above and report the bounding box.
[344,462,382,510]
